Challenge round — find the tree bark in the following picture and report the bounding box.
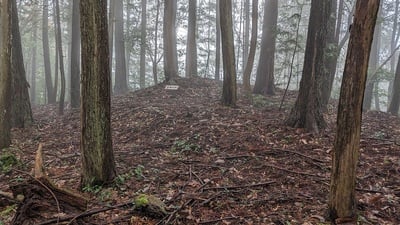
[139,0,147,88]
[163,0,178,82]
[11,0,33,128]
[285,0,331,133]
[253,0,278,95]
[185,0,198,78]
[114,0,128,94]
[215,0,221,81]
[54,0,66,115]
[388,54,400,114]
[243,0,258,93]
[152,0,160,85]
[0,0,12,149]
[30,26,37,105]
[70,0,80,108]
[329,0,379,222]
[220,0,237,106]
[80,0,116,187]
[42,0,56,104]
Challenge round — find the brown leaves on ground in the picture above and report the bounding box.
[1,77,399,224]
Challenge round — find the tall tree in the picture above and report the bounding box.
[108,0,115,94]
[253,0,277,95]
[363,3,382,111]
[80,0,116,187]
[54,0,66,115]
[42,0,56,103]
[151,0,161,84]
[242,0,250,74]
[114,0,128,94]
[163,0,178,82]
[215,0,221,80]
[10,0,33,127]
[0,0,12,149]
[220,0,237,106]
[329,0,379,222]
[185,0,198,77]
[70,0,80,108]
[243,0,258,93]
[139,0,147,88]
[30,26,38,105]
[285,0,331,133]
[388,54,400,114]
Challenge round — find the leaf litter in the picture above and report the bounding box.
[0,77,399,224]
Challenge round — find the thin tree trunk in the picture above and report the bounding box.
[140,0,147,88]
[329,0,379,221]
[388,54,400,114]
[185,0,198,78]
[42,0,55,103]
[242,0,258,93]
[30,26,37,104]
[220,0,237,106]
[108,0,115,95]
[70,0,80,108]
[242,0,250,74]
[152,0,160,84]
[215,0,221,80]
[114,0,128,94]
[54,0,66,115]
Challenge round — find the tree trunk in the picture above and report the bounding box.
[114,0,128,94]
[54,0,66,115]
[242,0,250,74]
[243,0,258,93]
[11,0,33,128]
[388,54,400,114]
[215,0,221,81]
[0,0,12,149]
[253,0,278,95]
[139,0,147,88]
[363,3,382,111]
[152,0,160,85]
[285,0,331,133]
[42,0,56,104]
[329,0,379,222]
[220,0,237,106]
[388,0,399,102]
[30,26,37,105]
[185,0,198,78]
[70,0,80,108]
[163,0,178,82]
[108,0,115,94]
[80,0,116,187]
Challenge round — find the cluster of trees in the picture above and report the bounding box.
[0,0,389,223]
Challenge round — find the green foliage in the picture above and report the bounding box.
[171,139,201,153]
[0,204,16,218]
[0,151,20,173]
[134,165,145,180]
[82,180,103,194]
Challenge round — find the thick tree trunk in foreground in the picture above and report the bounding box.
[220,0,237,106]
[0,0,12,149]
[285,0,331,133]
[329,0,379,222]
[80,0,116,187]
[11,0,33,127]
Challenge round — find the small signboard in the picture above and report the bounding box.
[165,85,180,90]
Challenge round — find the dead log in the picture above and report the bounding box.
[10,144,88,225]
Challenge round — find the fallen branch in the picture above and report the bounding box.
[203,181,276,191]
[199,215,256,224]
[36,202,134,225]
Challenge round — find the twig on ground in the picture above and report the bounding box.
[203,181,276,191]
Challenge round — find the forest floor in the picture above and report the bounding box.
[1,77,400,225]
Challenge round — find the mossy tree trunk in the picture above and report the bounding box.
[329,0,380,222]
[0,0,12,149]
[80,0,116,187]
[220,0,237,106]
